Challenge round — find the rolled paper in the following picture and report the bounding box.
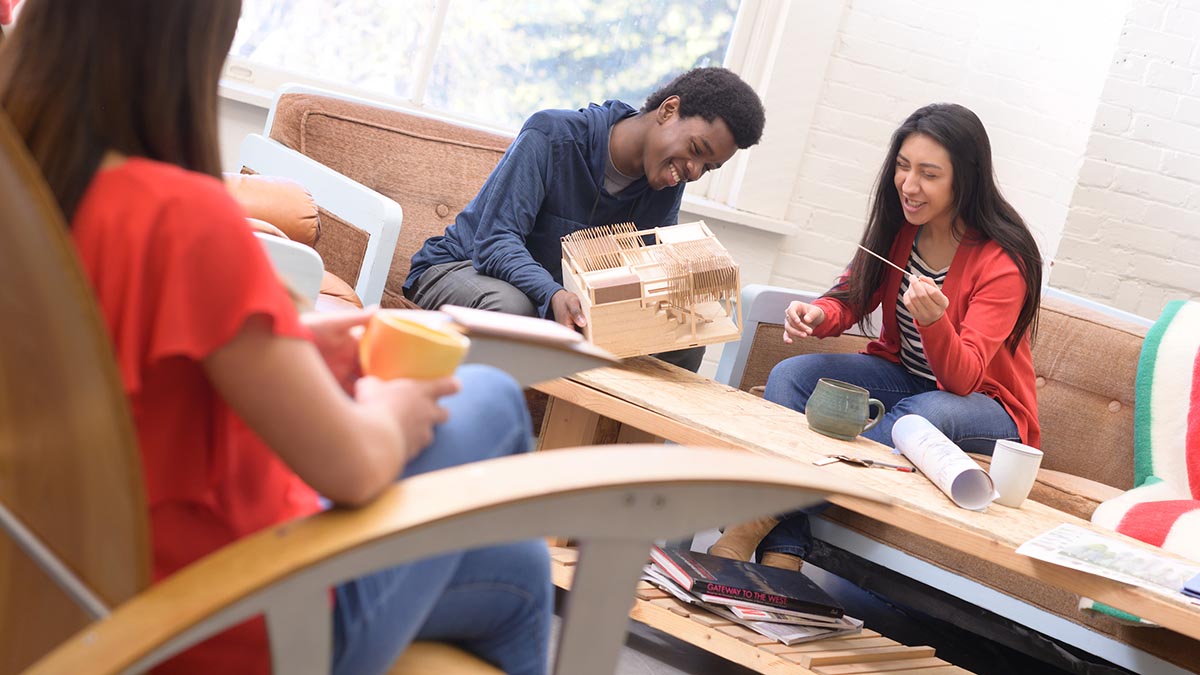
[891,414,998,510]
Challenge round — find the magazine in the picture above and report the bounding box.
[650,546,844,618]
[640,565,863,646]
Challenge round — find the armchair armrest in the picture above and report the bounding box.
[254,232,324,304]
[715,284,821,388]
[239,134,402,306]
[28,445,887,675]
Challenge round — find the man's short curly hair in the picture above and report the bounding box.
[641,67,765,149]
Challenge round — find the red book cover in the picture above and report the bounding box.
[650,546,843,619]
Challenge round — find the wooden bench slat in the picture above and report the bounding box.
[793,646,937,668]
[812,657,951,674]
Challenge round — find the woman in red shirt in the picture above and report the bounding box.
[0,2,549,674]
[711,103,1043,569]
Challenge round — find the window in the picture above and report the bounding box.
[226,0,804,231]
[230,0,741,131]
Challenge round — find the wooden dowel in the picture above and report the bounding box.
[857,244,910,277]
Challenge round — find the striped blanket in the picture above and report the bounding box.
[1083,300,1200,623]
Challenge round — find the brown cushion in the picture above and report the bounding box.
[320,271,362,308]
[224,172,321,246]
[267,93,512,308]
[1032,296,1147,489]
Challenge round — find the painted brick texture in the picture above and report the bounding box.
[772,0,1130,302]
[1055,0,1200,318]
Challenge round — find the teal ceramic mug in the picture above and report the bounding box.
[805,378,885,441]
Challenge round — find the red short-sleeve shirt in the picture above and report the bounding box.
[72,159,322,673]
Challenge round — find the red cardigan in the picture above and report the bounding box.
[812,223,1041,448]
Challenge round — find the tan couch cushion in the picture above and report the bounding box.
[267,93,512,308]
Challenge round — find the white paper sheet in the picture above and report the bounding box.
[1017,523,1200,594]
[891,414,998,510]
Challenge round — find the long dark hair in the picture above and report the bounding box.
[0,0,242,221]
[827,103,1042,353]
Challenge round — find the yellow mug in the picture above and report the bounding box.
[359,311,470,380]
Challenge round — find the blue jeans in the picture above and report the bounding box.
[332,365,551,675]
[759,353,1019,559]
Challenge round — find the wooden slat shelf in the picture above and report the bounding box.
[550,546,973,675]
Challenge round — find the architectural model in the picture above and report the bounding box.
[560,221,742,359]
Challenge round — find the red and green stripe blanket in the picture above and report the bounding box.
[1083,300,1200,623]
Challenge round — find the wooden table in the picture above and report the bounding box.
[534,356,1200,643]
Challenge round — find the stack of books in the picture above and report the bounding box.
[645,546,863,645]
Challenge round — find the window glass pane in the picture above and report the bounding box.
[430,1,740,128]
[232,0,437,99]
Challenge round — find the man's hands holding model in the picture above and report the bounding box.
[551,289,588,330]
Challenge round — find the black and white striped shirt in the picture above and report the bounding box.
[896,250,948,381]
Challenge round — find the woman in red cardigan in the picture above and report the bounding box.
[711,103,1043,569]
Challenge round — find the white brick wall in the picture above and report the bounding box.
[1055,0,1200,317]
[770,0,1130,298]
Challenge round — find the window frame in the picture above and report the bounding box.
[221,0,815,233]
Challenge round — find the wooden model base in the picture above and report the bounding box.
[550,546,969,675]
[561,221,741,359]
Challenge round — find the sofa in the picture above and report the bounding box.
[716,284,1198,674]
[256,85,513,310]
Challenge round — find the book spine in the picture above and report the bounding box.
[695,581,842,618]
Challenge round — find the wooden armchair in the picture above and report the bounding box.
[0,113,884,674]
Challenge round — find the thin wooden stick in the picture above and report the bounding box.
[857,244,911,277]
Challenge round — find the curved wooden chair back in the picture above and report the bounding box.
[0,112,150,674]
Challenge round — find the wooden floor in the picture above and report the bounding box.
[550,546,973,675]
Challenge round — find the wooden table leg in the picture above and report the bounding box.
[538,395,604,450]
[539,395,664,450]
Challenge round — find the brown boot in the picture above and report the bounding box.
[760,551,803,572]
[708,515,780,561]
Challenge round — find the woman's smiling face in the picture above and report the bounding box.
[642,96,738,191]
[893,132,955,229]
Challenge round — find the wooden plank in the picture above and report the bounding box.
[690,613,733,628]
[716,623,769,643]
[770,637,898,654]
[635,587,669,601]
[793,646,937,668]
[615,423,663,445]
[649,597,692,616]
[825,662,964,672]
[629,599,820,675]
[536,396,605,451]
[542,361,1200,638]
[760,631,886,653]
[812,657,950,674]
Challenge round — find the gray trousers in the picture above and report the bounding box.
[407,260,705,372]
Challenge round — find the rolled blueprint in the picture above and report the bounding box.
[891,414,998,510]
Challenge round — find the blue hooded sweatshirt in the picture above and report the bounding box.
[404,100,683,318]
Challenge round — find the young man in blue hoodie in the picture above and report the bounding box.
[404,67,765,371]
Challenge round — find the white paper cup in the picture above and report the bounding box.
[989,439,1044,508]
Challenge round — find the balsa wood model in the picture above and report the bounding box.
[561,221,742,358]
